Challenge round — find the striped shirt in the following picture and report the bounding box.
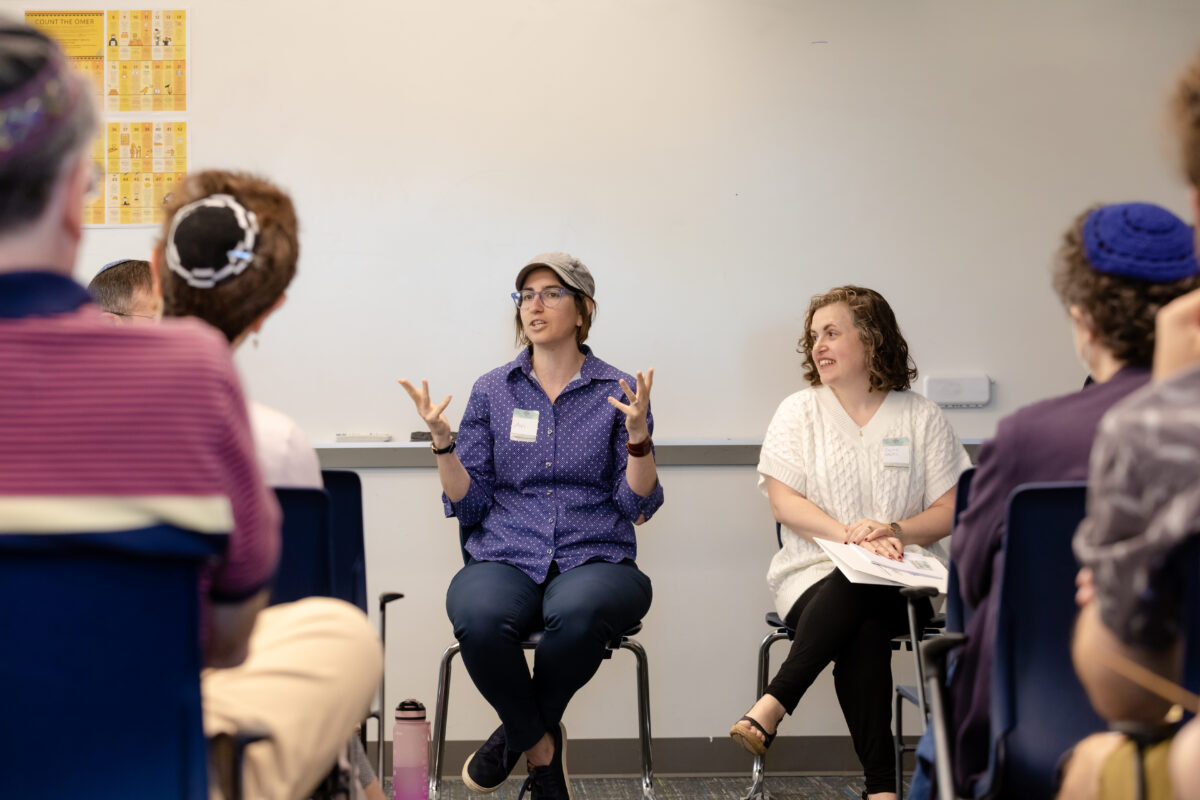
[0,271,280,638]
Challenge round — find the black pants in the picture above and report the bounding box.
[445,559,652,752]
[764,571,933,795]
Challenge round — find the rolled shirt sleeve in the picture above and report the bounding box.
[612,405,664,522]
[443,378,496,526]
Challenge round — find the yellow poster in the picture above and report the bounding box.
[106,120,188,225]
[28,9,192,226]
[26,11,108,224]
[105,9,187,111]
[24,11,105,99]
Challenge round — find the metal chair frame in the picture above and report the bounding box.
[428,624,655,799]
[742,522,944,800]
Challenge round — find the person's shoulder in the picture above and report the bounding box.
[83,317,233,380]
[1097,366,1200,441]
[473,358,521,392]
[892,388,941,416]
[153,318,236,375]
[248,400,302,436]
[1001,371,1149,440]
[581,350,632,384]
[769,386,819,424]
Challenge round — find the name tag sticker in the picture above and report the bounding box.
[882,437,912,470]
[510,409,539,442]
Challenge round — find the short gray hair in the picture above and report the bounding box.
[0,23,98,236]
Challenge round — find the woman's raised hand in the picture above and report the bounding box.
[607,368,654,441]
[397,378,453,445]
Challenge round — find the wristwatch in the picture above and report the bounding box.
[888,521,903,540]
[431,439,456,456]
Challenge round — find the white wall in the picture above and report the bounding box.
[40,0,1199,443]
[25,0,1200,746]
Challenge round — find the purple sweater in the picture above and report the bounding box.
[947,366,1149,793]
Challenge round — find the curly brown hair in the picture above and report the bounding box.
[799,286,917,392]
[1171,50,1200,191]
[157,170,299,343]
[1052,206,1200,367]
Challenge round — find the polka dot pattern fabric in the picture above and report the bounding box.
[444,346,664,582]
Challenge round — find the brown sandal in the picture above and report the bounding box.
[729,714,776,757]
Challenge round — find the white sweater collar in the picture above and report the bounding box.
[814,385,900,445]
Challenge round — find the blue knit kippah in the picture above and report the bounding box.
[1083,202,1199,282]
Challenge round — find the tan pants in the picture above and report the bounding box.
[202,598,384,800]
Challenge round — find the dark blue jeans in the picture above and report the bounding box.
[445,558,652,752]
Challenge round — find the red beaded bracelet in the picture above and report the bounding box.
[626,438,652,458]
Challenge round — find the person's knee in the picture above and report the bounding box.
[1170,718,1200,799]
[544,601,612,645]
[1056,732,1124,800]
[448,601,516,647]
[291,597,383,677]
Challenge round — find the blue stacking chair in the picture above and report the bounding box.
[269,487,335,605]
[924,481,1104,800]
[427,522,656,800]
[322,469,369,613]
[321,469,405,779]
[890,467,976,797]
[0,518,225,799]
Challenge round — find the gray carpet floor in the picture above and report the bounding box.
[386,775,883,799]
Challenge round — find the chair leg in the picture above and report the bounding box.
[743,629,789,800]
[894,688,904,800]
[428,642,460,800]
[618,638,657,800]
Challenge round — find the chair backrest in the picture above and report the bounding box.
[945,467,975,633]
[985,481,1104,799]
[0,523,222,799]
[322,469,368,612]
[270,487,335,605]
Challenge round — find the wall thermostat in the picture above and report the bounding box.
[922,375,991,408]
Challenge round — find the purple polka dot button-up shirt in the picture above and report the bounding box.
[444,346,664,582]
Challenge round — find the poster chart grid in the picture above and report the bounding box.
[25,9,191,227]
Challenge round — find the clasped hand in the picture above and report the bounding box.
[844,518,903,561]
[607,368,654,442]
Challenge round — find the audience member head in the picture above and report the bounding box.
[154,170,299,346]
[1170,49,1200,214]
[513,252,596,348]
[799,285,916,393]
[0,23,98,274]
[87,258,159,324]
[1052,202,1200,378]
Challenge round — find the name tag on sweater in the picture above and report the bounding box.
[510,409,539,442]
[882,438,911,469]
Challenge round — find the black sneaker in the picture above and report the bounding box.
[517,723,572,800]
[462,724,523,793]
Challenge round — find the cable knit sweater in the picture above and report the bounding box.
[758,386,972,619]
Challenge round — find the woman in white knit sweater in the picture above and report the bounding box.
[730,286,971,800]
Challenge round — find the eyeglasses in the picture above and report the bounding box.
[511,287,575,309]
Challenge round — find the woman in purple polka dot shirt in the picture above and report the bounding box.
[400,252,664,800]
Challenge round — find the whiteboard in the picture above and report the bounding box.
[42,0,1200,441]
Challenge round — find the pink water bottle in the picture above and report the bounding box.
[393,699,429,800]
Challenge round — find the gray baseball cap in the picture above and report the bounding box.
[515,252,595,299]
